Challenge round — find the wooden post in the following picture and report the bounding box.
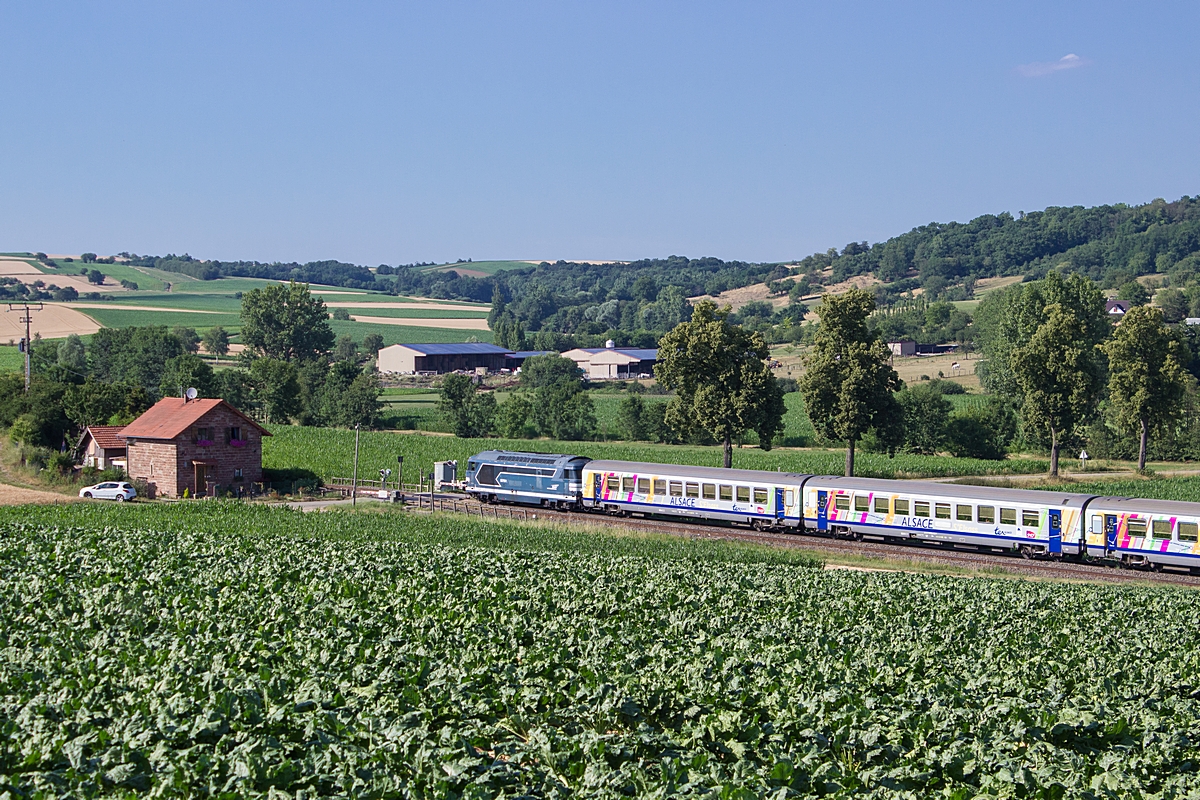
[351,423,360,507]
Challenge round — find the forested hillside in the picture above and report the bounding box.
[120,194,1200,347]
[800,195,1200,298]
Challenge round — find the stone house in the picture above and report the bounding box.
[77,425,127,470]
[120,398,270,498]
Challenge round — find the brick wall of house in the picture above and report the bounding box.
[125,407,265,499]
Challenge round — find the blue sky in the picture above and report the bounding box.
[1,2,1197,265]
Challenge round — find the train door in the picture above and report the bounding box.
[817,490,829,532]
[593,473,603,502]
[1105,514,1119,550]
[1048,509,1062,555]
[775,487,785,520]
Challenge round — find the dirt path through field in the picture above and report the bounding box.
[0,482,76,505]
[326,301,487,311]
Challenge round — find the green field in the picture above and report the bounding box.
[414,260,535,275]
[4,501,1200,796]
[29,260,169,291]
[0,345,24,373]
[263,425,1049,480]
[78,307,244,331]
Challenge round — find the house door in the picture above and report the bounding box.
[195,464,209,496]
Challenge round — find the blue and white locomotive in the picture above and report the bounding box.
[463,451,590,508]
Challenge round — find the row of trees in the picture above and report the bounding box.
[799,277,1194,477]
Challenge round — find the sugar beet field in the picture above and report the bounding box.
[5,503,1200,797]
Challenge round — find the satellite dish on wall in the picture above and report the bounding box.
[185,387,198,401]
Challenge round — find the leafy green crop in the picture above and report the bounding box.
[3,503,1200,797]
[264,425,1049,481]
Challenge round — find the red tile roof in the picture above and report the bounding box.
[85,425,127,451]
[118,398,271,441]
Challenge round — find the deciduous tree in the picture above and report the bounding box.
[240,281,335,363]
[800,289,901,476]
[439,374,497,438]
[1102,305,1190,470]
[655,300,785,468]
[1012,305,1106,477]
[201,326,230,358]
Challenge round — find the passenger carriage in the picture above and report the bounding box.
[581,460,809,529]
[1084,497,1200,569]
[803,478,1095,557]
[463,451,590,508]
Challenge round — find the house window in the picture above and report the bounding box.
[229,426,242,441]
[197,427,211,442]
[233,468,244,481]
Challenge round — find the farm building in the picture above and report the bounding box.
[76,425,127,470]
[888,340,917,357]
[120,398,270,499]
[376,342,512,374]
[505,350,553,369]
[562,344,658,379]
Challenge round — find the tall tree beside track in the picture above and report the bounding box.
[800,289,902,477]
[976,273,1108,398]
[1012,305,1107,477]
[239,281,335,363]
[1102,305,1190,471]
[656,300,785,469]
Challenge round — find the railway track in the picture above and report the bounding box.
[408,493,1200,588]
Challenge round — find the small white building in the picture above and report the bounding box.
[376,342,512,374]
[887,340,917,357]
[562,342,658,380]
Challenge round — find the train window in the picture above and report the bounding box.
[1152,520,1171,539]
[874,496,889,513]
[1090,515,1103,534]
[1179,522,1198,542]
[1000,508,1016,525]
[606,476,619,492]
[893,498,908,515]
[685,482,699,498]
[670,481,683,497]
[622,477,635,493]
[914,502,930,517]
[1128,519,1147,537]
[835,494,850,511]
[753,487,768,504]
[785,489,795,506]
[977,506,995,524]
[956,505,972,521]
[637,478,650,494]
[719,485,733,501]
[1022,511,1039,528]
[854,495,869,512]
[935,504,951,520]
[702,484,716,500]
[653,479,666,495]
[737,486,750,502]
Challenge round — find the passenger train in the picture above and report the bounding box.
[464,451,1200,570]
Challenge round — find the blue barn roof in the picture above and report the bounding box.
[398,343,512,355]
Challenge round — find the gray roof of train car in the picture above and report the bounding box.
[1087,496,1200,516]
[585,460,811,483]
[809,476,1095,507]
[470,451,590,466]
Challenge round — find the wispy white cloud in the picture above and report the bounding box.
[1017,53,1090,78]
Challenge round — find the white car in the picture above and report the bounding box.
[79,481,136,502]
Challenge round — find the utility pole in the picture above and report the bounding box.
[351,423,361,507]
[7,303,42,392]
